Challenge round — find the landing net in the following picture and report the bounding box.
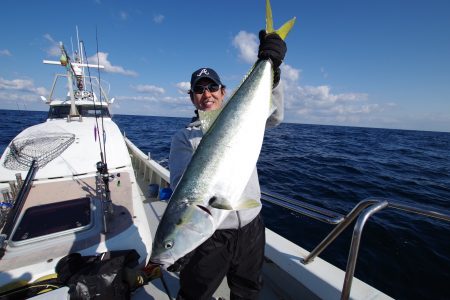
[3,133,75,170]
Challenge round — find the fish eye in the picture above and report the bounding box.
[164,240,174,249]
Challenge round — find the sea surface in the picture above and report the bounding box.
[1,109,449,299]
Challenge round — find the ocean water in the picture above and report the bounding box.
[1,109,449,299]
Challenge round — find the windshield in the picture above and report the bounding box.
[48,105,111,119]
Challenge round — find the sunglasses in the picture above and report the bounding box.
[192,83,221,94]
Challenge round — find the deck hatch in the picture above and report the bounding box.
[12,197,91,241]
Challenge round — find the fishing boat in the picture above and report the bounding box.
[0,38,153,298]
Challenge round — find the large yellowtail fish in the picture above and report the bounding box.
[150,0,295,269]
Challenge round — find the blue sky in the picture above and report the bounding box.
[0,0,449,132]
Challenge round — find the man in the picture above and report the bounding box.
[169,31,287,300]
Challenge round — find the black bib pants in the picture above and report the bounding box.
[177,214,265,300]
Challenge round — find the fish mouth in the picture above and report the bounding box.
[149,249,176,268]
[149,257,174,270]
[148,260,163,266]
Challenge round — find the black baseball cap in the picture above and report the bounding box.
[190,68,225,89]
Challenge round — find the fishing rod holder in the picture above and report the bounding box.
[261,192,450,300]
[96,161,115,233]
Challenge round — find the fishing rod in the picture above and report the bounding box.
[95,27,108,165]
[81,42,104,162]
[80,29,114,233]
[95,28,113,232]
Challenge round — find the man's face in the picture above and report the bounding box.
[191,78,225,111]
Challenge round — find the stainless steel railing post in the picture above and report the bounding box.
[302,199,378,264]
[340,201,388,300]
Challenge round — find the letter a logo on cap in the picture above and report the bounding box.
[197,69,210,77]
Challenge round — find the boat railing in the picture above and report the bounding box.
[261,191,450,300]
[46,73,110,103]
[262,190,344,224]
[124,137,170,189]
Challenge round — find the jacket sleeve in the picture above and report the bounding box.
[266,81,284,128]
[169,130,194,189]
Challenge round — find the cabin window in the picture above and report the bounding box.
[48,105,110,118]
[12,197,91,241]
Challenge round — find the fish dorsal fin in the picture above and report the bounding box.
[198,109,222,134]
[266,0,296,41]
[208,195,261,211]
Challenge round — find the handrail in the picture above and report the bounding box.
[388,200,450,222]
[124,137,170,183]
[261,190,344,224]
[340,201,388,300]
[301,199,380,264]
[260,193,450,299]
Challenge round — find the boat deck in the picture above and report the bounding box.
[0,172,136,271]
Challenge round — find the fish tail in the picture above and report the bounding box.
[265,0,296,40]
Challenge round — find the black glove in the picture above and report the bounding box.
[258,30,286,87]
[258,30,286,68]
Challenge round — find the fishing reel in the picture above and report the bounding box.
[96,161,120,184]
[96,161,107,174]
[96,161,113,182]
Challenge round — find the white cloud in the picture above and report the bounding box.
[228,30,391,126]
[0,77,47,95]
[153,14,165,24]
[87,52,138,77]
[133,84,165,95]
[296,85,368,108]
[0,49,11,56]
[276,64,384,125]
[281,64,300,82]
[176,81,190,94]
[0,91,43,103]
[116,94,189,106]
[160,95,190,105]
[0,77,48,105]
[232,31,258,64]
[43,33,61,57]
[116,95,159,102]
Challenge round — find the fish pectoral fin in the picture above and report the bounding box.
[199,109,222,134]
[266,0,296,41]
[209,196,261,211]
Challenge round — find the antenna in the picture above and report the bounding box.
[76,25,80,58]
[70,37,74,59]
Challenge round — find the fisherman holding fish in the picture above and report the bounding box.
[167,30,287,300]
[149,1,295,298]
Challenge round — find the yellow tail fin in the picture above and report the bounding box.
[266,0,296,40]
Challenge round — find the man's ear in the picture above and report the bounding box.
[221,87,226,97]
[189,91,194,103]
